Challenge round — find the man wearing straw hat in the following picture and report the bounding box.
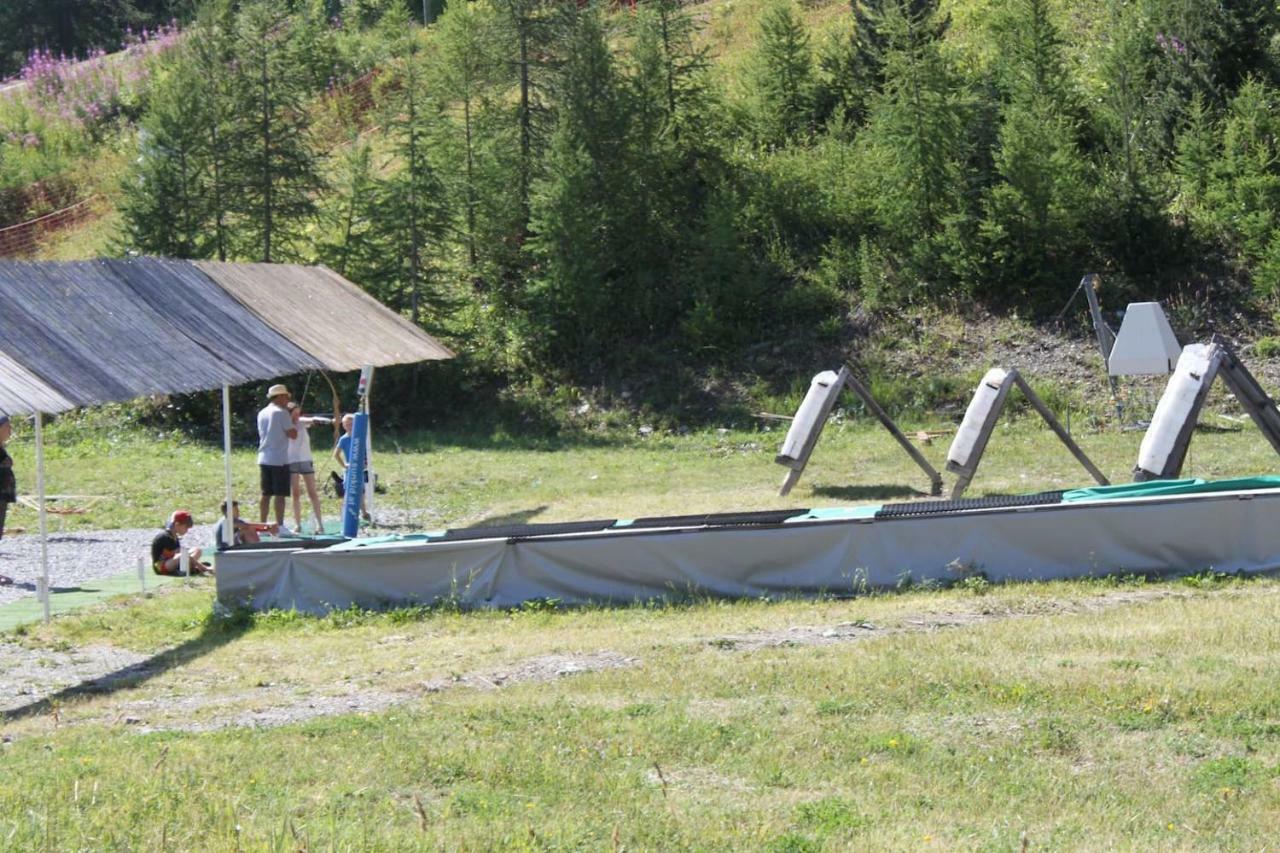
[0,413,14,585]
[257,384,298,528]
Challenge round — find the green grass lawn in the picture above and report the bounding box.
[2,415,1280,848]
[3,578,1279,848]
[5,410,1278,534]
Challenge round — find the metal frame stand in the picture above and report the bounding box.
[1134,337,1280,480]
[946,368,1109,500]
[777,365,943,497]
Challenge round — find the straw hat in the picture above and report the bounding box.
[266,384,290,399]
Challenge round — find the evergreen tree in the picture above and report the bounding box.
[1092,0,1173,276]
[492,0,561,239]
[749,0,815,147]
[119,49,215,258]
[530,2,645,370]
[979,0,1092,304]
[227,1,325,262]
[1170,93,1218,236]
[118,13,238,260]
[626,0,725,335]
[429,0,514,274]
[1199,79,1280,293]
[315,136,381,281]
[365,29,451,326]
[857,0,973,296]
[814,0,890,131]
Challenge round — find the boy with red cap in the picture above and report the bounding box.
[151,510,213,576]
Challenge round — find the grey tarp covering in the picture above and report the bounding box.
[0,258,453,415]
[217,487,1280,612]
[0,347,74,415]
[99,258,324,380]
[194,262,454,370]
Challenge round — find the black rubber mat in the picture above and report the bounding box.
[439,518,619,542]
[875,491,1065,519]
[225,537,342,551]
[626,508,808,530]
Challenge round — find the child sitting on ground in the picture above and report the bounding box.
[151,510,213,576]
[212,500,278,550]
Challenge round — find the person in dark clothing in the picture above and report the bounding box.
[0,414,13,586]
[151,509,212,576]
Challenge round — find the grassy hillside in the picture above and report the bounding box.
[9,0,1280,428]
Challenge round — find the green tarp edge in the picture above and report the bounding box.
[1062,475,1280,503]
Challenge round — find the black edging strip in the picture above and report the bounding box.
[875,490,1066,519]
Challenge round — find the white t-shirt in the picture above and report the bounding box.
[288,417,324,464]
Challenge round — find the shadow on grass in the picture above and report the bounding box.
[1,609,252,723]
[466,506,549,529]
[812,484,927,501]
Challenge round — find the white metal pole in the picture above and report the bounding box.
[222,383,235,547]
[361,366,374,518]
[34,410,49,622]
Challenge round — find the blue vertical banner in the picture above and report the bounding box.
[341,412,369,538]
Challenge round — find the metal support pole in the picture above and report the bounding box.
[222,383,235,548]
[34,410,49,622]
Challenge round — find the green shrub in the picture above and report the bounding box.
[1253,336,1280,358]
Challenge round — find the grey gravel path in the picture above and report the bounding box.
[0,524,217,607]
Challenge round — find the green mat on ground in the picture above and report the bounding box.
[0,570,194,633]
[1062,475,1280,503]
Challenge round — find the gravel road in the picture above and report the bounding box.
[0,524,217,607]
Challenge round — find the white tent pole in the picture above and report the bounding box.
[34,410,49,623]
[222,383,235,547]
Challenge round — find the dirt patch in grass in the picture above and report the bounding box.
[0,642,151,715]
[1,648,642,737]
[700,588,1181,652]
[418,650,640,693]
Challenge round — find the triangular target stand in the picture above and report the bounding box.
[1134,336,1280,481]
[946,368,1109,499]
[775,365,944,497]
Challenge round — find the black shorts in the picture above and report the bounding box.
[260,464,291,497]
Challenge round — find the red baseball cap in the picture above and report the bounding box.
[170,510,194,526]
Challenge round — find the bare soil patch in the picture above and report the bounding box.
[699,588,1181,652]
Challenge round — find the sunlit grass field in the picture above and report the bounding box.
[2,415,1279,848]
[5,408,1276,534]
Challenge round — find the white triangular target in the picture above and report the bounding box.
[1108,302,1182,376]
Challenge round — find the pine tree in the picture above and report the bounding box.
[365,29,451,327]
[492,0,561,239]
[530,2,643,370]
[1092,0,1172,276]
[978,0,1092,304]
[625,0,721,333]
[119,49,216,258]
[429,0,513,273]
[227,1,325,262]
[814,0,891,131]
[749,0,815,147]
[857,0,972,296]
[1170,93,1218,236]
[1202,79,1280,292]
[315,137,380,282]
